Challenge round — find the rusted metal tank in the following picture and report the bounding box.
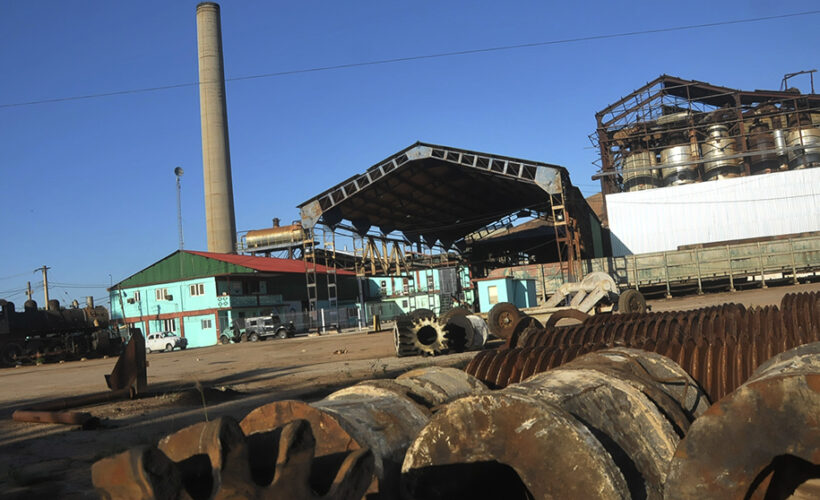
[700,125,741,180]
[622,151,661,192]
[665,342,820,499]
[245,221,305,249]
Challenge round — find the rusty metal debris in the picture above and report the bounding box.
[665,341,820,499]
[394,308,488,357]
[240,366,485,496]
[92,417,374,500]
[91,366,485,499]
[403,347,707,499]
[12,333,148,427]
[467,292,820,403]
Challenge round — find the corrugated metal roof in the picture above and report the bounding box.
[185,251,354,275]
[112,250,354,289]
[297,142,571,247]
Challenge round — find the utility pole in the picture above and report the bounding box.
[25,281,33,301]
[175,166,185,250]
[35,266,50,305]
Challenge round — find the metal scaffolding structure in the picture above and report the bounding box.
[591,74,820,216]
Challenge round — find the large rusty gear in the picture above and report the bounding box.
[91,417,374,500]
[409,316,449,355]
[395,309,450,357]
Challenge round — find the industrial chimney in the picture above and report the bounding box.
[196,2,237,254]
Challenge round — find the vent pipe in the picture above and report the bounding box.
[196,2,237,254]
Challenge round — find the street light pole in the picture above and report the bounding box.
[175,166,185,250]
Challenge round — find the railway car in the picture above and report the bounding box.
[0,298,122,366]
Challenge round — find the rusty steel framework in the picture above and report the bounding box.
[591,74,820,218]
[296,143,603,318]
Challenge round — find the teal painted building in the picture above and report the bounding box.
[362,267,475,319]
[475,276,537,313]
[109,250,357,348]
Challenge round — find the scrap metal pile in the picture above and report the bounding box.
[466,292,819,402]
[91,292,820,499]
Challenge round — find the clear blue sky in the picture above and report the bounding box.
[1,1,818,307]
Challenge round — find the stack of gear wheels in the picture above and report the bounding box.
[394,309,449,356]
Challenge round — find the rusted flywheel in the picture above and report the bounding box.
[486,302,522,340]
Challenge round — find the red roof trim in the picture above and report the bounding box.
[184,251,355,276]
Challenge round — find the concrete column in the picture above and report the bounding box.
[196,2,237,254]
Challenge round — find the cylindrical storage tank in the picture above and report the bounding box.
[748,125,778,174]
[245,222,304,249]
[786,127,820,169]
[622,151,661,192]
[659,144,698,186]
[700,125,741,180]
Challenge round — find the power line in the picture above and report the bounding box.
[2,9,818,110]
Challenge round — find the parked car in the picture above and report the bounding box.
[220,314,296,344]
[146,331,188,353]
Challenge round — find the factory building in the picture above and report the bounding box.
[293,142,605,314]
[593,75,820,256]
[108,250,358,347]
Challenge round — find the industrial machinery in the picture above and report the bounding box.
[0,298,121,366]
[593,75,820,199]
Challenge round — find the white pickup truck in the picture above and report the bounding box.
[145,331,188,353]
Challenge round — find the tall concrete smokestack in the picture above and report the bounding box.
[196,2,237,254]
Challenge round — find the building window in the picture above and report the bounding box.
[402,300,408,308]
[190,283,205,296]
[402,278,409,294]
[161,319,176,332]
[132,291,141,302]
[155,288,169,301]
[201,319,212,329]
[487,285,499,305]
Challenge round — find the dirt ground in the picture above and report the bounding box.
[1,281,818,498]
